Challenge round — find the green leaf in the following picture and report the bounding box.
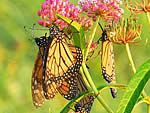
[97,83,126,92]
[60,83,126,113]
[60,91,93,113]
[117,59,150,113]
[57,14,85,56]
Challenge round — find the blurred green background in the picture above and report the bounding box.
[0,0,150,113]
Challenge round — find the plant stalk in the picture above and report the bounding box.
[82,63,113,113]
[148,104,150,113]
[145,12,150,26]
[125,43,147,97]
[84,17,100,60]
[82,17,113,112]
[80,67,91,89]
[125,43,136,73]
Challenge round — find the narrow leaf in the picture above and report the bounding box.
[60,83,126,113]
[97,83,126,92]
[60,91,93,113]
[117,59,150,113]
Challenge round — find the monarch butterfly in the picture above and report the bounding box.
[97,23,117,98]
[32,52,94,111]
[31,24,83,108]
[74,73,94,113]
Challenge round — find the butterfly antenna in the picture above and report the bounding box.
[24,25,34,41]
[98,22,104,32]
[30,24,38,50]
[96,22,105,44]
[29,23,49,31]
[24,24,37,50]
[31,23,36,39]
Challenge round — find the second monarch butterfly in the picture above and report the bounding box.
[31,24,83,108]
[32,34,52,107]
[74,73,95,113]
[97,23,117,98]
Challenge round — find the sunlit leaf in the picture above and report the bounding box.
[117,59,150,113]
[60,83,126,113]
[97,83,126,92]
[60,91,93,113]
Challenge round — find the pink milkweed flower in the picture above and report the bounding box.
[37,0,93,31]
[78,0,124,23]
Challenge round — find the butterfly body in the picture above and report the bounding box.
[98,23,117,98]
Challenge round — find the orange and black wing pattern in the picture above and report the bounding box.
[31,51,45,108]
[31,24,83,108]
[101,40,117,98]
[98,23,117,98]
[32,34,52,108]
[74,73,94,113]
[57,45,83,100]
[44,25,83,100]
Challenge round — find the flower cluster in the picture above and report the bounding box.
[125,0,150,14]
[76,16,93,31]
[78,0,124,23]
[37,0,80,28]
[37,0,92,30]
[105,15,145,45]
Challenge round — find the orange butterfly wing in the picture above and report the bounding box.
[101,40,117,98]
[31,25,83,109]
[31,51,45,108]
[57,45,83,100]
[41,25,83,100]
[97,23,117,98]
[74,73,94,113]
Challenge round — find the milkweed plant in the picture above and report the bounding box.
[32,0,150,112]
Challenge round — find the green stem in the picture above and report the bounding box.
[125,44,136,73]
[82,63,113,113]
[82,18,113,112]
[125,43,147,97]
[145,12,150,25]
[148,104,150,113]
[84,17,100,60]
[80,67,91,89]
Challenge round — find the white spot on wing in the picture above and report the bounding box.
[34,89,39,94]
